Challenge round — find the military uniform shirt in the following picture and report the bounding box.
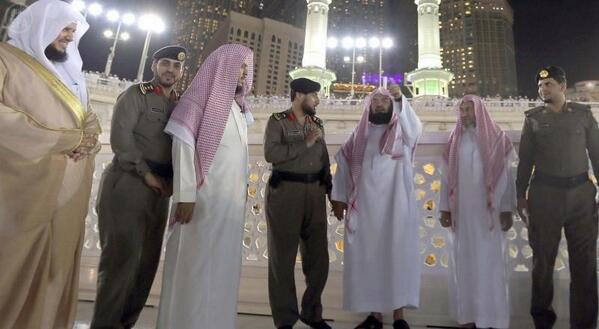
[264,109,328,175]
[110,81,178,177]
[516,102,599,198]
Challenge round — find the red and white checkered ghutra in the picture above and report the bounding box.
[166,44,254,189]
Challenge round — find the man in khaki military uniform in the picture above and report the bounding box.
[517,66,599,329]
[264,78,333,329]
[91,45,186,329]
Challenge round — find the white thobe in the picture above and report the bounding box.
[55,64,88,108]
[332,100,423,313]
[157,102,248,329]
[439,128,516,329]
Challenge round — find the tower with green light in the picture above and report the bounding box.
[406,0,453,97]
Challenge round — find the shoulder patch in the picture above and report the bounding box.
[139,82,154,95]
[524,106,544,117]
[272,111,288,121]
[568,102,591,112]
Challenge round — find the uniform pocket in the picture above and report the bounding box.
[536,122,553,136]
[284,135,304,145]
[144,109,168,123]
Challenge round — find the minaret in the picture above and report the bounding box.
[289,0,336,95]
[406,0,453,97]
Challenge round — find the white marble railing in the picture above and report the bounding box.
[83,136,575,277]
[80,83,599,325]
[78,134,593,327]
[246,95,599,112]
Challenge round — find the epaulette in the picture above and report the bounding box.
[139,82,154,95]
[312,115,324,128]
[568,102,591,112]
[272,111,288,121]
[524,106,544,117]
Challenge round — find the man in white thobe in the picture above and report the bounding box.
[157,44,254,329]
[331,86,422,329]
[439,95,516,329]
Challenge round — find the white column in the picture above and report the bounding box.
[416,0,442,69]
[302,0,332,69]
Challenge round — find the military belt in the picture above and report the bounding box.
[533,171,589,189]
[269,170,324,188]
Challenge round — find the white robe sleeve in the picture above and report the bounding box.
[439,161,450,212]
[331,153,350,204]
[172,137,197,203]
[396,97,423,149]
[499,151,517,212]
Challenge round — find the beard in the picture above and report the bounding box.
[301,99,316,116]
[157,76,177,88]
[462,120,476,128]
[368,103,393,125]
[154,70,178,87]
[44,44,68,62]
[369,111,392,125]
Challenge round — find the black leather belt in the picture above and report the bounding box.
[146,160,173,179]
[269,170,324,188]
[273,170,322,183]
[533,171,589,189]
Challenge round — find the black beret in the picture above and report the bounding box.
[290,78,321,94]
[153,45,187,62]
[536,66,566,83]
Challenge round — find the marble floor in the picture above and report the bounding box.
[74,301,429,329]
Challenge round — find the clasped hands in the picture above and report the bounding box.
[68,132,100,162]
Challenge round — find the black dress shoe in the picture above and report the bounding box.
[300,317,332,329]
[392,319,410,329]
[355,315,383,329]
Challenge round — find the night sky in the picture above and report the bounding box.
[507,0,599,97]
[78,0,599,98]
[78,0,175,80]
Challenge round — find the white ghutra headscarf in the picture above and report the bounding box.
[8,0,89,107]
